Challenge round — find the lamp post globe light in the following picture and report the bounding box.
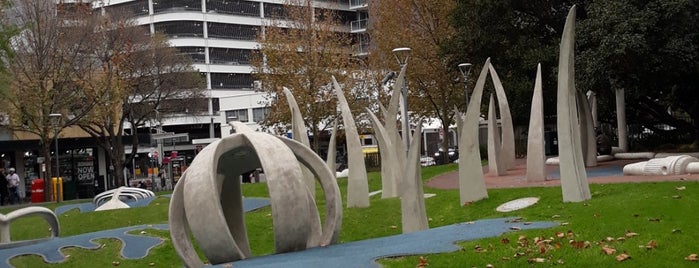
[392,47,411,156]
[49,113,62,202]
[458,63,473,109]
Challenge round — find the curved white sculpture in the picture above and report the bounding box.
[168,122,342,266]
[93,187,155,207]
[623,155,699,176]
[365,109,399,199]
[488,63,515,170]
[332,76,370,208]
[577,90,597,167]
[282,87,316,193]
[556,5,590,202]
[326,118,338,174]
[401,120,428,233]
[614,152,656,159]
[526,63,547,181]
[458,58,490,204]
[378,64,408,199]
[487,94,505,176]
[0,207,60,249]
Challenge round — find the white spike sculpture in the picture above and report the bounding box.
[556,5,591,202]
[526,64,547,181]
[332,76,370,208]
[577,90,598,167]
[376,64,408,199]
[458,58,491,204]
[488,63,516,170]
[282,87,316,193]
[326,118,338,174]
[487,94,506,175]
[169,122,341,266]
[401,120,429,233]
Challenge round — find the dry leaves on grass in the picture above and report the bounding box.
[615,253,631,262]
[416,256,428,267]
[685,254,698,261]
[601,245,617,255]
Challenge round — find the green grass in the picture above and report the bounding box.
[4,164,699,267]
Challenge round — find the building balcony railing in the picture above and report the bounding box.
[350,19,367,33]
[349,0,368,9]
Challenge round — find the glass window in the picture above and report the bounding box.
[226,109,248,122]
[252,107,269,122]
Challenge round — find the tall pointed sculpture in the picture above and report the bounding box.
[487,94,506,175]
[366,109,398,200]
[556,5,591,202]
[375,64,407,199]
[577,90,597,167]
[401,120,429,233]
[332,76,370,208]
[458,58,491,204]
[326,118,338,174]
[526,64,547,181]
[488,64,516,170]
[282,87,316,192]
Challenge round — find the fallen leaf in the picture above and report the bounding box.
[616,237,626,242]
[557,259,565,264]
[389,225,397,229]
[625,231,638,237]
[417,256,429,268]
[552,215,561,219]
[465,221,475,225]
[518,235,527,241]
[501,257,511,261]
[685,254,698,261]
[672,229,682,234]
[593,213,600,218]
[112,261,120,266]
[506,217,523,223]
[556,232,565,238]
[485,264,494,268]
[672,195,682,199]
[646,240,657,249]
[149,263,155,266]
[524,222,532,225]
[539,245,547,254]
[615,253,631,262]
[140,231,147,235]
[648,218,661,222]
[570,240,586,249]
[561,222,569,226]
[514,252,526,258]
[463,201,473,206]
[527,258,546,263]
[601,245,617,255]
[676,186,686,190]
[501,237,510,244]
[567,230,575,238]
[509,226,521,231]
[65,255,70,258]
[605,237,615,242]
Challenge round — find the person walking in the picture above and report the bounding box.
[6,168,21,205]
[0,169,7,205]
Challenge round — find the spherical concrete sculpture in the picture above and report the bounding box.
[169,122,342,266]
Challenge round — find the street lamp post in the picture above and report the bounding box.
[392,47,411,156]
[458,63,473,109]
[49,113,62,203]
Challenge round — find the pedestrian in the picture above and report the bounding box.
[0,169,7,205]
[6,168,21,205]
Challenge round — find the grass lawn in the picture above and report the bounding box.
[3,163,699,267]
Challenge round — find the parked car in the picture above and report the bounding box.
[434,147,459,165]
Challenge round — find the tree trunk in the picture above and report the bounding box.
[41,142,53,202]
[440,124,450,165]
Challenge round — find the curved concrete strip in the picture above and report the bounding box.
[332,76,369,208]
[556,5,590,202]
[282,87,316,194]
[0,207,60,246]
[623,155,699,175]
[365,109,399,199]
[526,64,547,181]
[654,152,699,158]
[401,121,428,233]
[326,118,338,174]
[576,90,597,167]
[487,94,506,176]
[488,63,515,170]
[458,58,490,204]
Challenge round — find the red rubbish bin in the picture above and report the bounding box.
[31,178,45,203]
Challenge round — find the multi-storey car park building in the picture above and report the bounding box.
[0,0,369,201]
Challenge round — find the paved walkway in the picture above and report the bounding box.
[427,158,699,189]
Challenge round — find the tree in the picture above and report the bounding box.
[446,0,588,127]
[76,8,205,187]
[251,0,366,153]
[1,0,98,200]
[577,0,699,148]
[369,0,462,163]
